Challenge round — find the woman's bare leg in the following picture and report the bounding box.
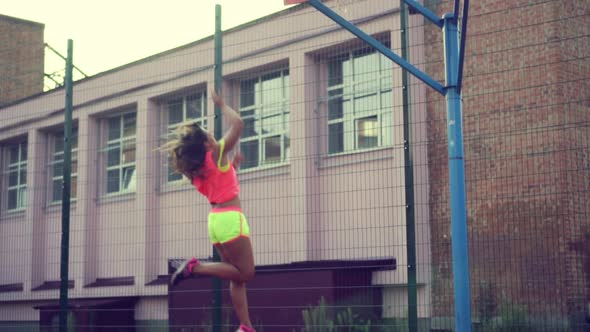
[192,261,241,280]
[215,237,255,329]
[230,280,251,329]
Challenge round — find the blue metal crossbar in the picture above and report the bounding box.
[305,0,445,95]
[405,0,444,27]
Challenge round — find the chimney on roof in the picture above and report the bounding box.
[0,14,45,106]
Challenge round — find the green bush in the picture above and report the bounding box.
[302,297,334,332]
[475,281,496,326]
[334,307,372,332]
[478,301,532,332]
[300,298,387,332]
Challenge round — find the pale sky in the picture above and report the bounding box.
[3,1,294,82]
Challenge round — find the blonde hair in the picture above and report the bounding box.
[160,122,209,181]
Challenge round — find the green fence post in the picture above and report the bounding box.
[59,38,74,332]
[212,5,223,332]
[400,4,419,331]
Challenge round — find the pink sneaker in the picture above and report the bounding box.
[237,324,255,332]
[170,257,199,286]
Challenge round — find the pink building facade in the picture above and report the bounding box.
[0,1,432,330]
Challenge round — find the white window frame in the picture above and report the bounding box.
[324,44,393,155]
[101,111,137,196]
[48,129,79,205]
[161,91,208,185]
[3,141,28,212]
[238,68,290,170]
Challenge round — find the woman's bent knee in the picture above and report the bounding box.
[240,268,255,282]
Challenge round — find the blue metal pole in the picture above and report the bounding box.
[443,13,472,332]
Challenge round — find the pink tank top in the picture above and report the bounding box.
[192,139,240,204]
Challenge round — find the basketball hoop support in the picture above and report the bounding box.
[297,0,472,331]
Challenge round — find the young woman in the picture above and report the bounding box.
[165,90,255,332]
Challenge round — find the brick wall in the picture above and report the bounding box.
[423,0,589,324]
[558,0,590,320]
[0,14,44,106]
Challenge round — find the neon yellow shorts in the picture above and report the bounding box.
[208,207,250,245]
